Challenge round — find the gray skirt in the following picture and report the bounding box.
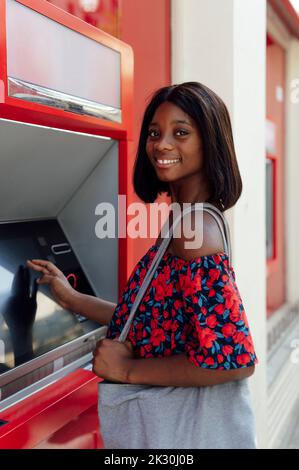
[98,378,257,449]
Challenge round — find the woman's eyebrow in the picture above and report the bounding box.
[149,119,193,126]
[171,119,193,126]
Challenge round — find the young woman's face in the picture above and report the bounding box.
[146,101,204,183]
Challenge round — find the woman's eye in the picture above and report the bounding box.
[175,129,188,136]
[148,129,159,138]
[147,129,189,138]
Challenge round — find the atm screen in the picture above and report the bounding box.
[0,219,100,375]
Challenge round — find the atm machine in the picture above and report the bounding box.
[0,0,133,448]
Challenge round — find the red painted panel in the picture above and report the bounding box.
[34,404,104,449]
[119,0,171,280]
[47,0,121,37]
[0,370,102,449]
[266,38,286,316]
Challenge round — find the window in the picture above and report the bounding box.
[266,157,275,260]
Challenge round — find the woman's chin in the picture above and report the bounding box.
[157,172,182,183]
[156,168,180,179]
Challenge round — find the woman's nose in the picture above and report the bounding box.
[154,135,174,152]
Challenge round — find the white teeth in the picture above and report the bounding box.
[156,159,181,165]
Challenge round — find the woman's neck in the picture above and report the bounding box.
[168,172,211,206]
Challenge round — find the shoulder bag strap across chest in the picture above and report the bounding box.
[118,202,231,343]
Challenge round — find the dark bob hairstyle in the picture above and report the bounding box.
[133,81,242,212]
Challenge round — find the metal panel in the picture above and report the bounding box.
[6,0,121,118]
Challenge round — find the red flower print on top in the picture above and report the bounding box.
[236,353,251,366]
[222,323,237,338]
[206,314,218,329]
[152,272,173,301]
[233,331,246,345]
[229,311,241,323]
[162,320,173,331]
[222,284,239,309]
[205,357,215,366]
[222,345,234,356]
[217,354,224,364]
[208,289,216,297]
[106,244,258,370]
[150,328,166,347]
[243,337,255,354]
[179,270,202,297]
[199,328,217,349]
[208,268,221,282]
[214,303,226,315]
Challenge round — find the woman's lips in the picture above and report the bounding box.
[154,157,182,169]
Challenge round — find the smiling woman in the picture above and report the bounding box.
[147,103,203,180]
[94,82,258,449]
[133,82,242,212]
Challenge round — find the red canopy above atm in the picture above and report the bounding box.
[0,0,133,140]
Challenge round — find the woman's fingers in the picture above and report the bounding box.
[26,260,60,285]
[112,338,133,351]
[27,259,61,276]
[36,274,56,285]
[26,260,51,275]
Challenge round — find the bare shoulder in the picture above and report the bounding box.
[170,210,225,261]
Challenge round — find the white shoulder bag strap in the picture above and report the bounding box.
[201,202,232,267]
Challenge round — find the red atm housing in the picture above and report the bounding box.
[0,0,133,449]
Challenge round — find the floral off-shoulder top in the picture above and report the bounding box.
[106,244,258,369]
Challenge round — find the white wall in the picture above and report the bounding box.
[172,0,268,448]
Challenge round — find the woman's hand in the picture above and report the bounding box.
[92,338,135,383]
[26,259,80,311]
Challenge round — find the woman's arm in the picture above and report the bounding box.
[127,354,255,387]
[72,293,116,325]
[26,259,116,326]
[92,339,255,386]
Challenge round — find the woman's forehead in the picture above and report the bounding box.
[151,102,194,126]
